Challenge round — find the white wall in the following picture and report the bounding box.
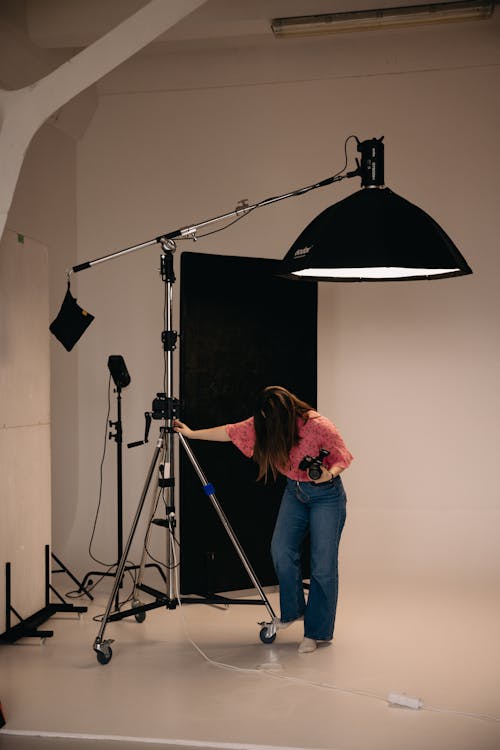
[0,230,50,633]
[62,16,500,594]
[7,122,78,566]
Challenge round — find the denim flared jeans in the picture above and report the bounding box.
[271,476,347,641]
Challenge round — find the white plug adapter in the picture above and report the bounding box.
[388,692,424,710]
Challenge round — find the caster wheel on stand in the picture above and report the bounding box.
[259,625,277,644]
[132,599,146,623]
[95,642,113,665]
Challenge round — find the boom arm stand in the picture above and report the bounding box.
[92,242,277,665]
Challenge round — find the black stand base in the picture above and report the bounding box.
[102,582,269,623]
[0,546,87,644]
[0,602,86,644]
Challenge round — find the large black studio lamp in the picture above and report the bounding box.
[52,134,473,353]
[280,137,472,282]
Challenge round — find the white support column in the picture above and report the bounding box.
[0,0,207,241]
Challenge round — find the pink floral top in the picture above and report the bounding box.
[225,411,353,481]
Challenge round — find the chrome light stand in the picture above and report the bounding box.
[92,240,279,665]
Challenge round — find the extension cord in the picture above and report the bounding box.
[388,692,423,710]
[169,538,500,725]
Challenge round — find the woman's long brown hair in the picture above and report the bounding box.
[253,386,314,481]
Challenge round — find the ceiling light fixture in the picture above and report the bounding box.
[271,1,494,38]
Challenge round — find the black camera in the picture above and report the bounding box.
[299,449,330,481]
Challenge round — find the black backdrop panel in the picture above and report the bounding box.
[179,252,317,594]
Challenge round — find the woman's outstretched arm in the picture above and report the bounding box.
[173,420,231,442]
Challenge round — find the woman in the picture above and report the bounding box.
[174,385,353,653]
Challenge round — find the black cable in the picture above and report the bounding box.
[91,565,139,621]
[340,134,358,177]
[87,372,117,567]
[179,205,259,241]
[66,371,140,600]
[65,565,115,599]
[142,456,181,571]
[65,556,141,600]
[176,135,358,242]
[145,518,181,571]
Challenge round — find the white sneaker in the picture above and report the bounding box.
[298,637,317,653]
[273,615,303,630]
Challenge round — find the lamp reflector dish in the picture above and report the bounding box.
[279,187,472,283]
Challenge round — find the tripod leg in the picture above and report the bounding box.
[178,433,277,624]
[132,484,162,594]
[93,435,163,664]
[133,455,177,606]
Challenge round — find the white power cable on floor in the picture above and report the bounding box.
[169,543,500,725]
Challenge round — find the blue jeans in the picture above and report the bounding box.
[271,476,347,641]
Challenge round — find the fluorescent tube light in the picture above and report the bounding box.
[271,1,494,37]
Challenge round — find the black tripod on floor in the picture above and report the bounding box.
[91,241,278,665]
[80,357,163,610]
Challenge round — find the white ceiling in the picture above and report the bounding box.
[18,0,475,51]
[1,0,495,92]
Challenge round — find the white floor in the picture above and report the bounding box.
[0,579,499,750]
